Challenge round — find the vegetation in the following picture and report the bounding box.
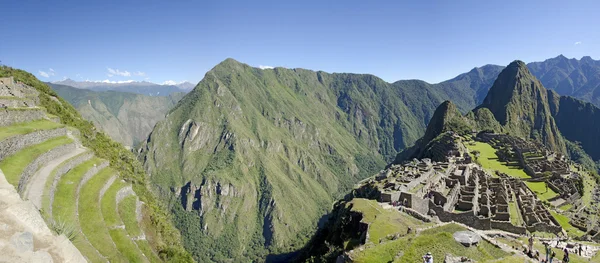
[352,223,511,263]
[0,119,63,141]
[465,141,529,179]
[524,182,558,201]
[0,66,192,261]
[549,211,585,237]
[0,136,73,186]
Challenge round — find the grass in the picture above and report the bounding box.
[52,157,109,262]
[525,182,559,201]
[0,136,73,186]
[466,142,530,179]
[0,119,64,142]
[99,178,151,262]
[559,204,573,211]
[119,195,143,237]
[549,211,585,237]
[79,167,127,262]
[352,223,512,263]
[348,198,431,244]
[508,201,523,226]
[52,157,103,224]
[101,179,128,227]
[41,151,90,215]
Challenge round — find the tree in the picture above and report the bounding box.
[471,150,481,160]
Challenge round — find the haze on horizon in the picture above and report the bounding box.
[1,0,599,85]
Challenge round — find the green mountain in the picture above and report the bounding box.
[476,60,566,153]
[50,83,185,147]
[137,58,505,262]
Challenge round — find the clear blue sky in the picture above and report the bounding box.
[1,0,598,84]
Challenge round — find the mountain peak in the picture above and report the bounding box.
[478,60,566,153]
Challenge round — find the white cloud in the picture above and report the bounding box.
[134,71,146,76]
[107,67,131,77]
[574,41,582,45]
[38,68,55,78]
[259,65,274,70]
[98,79,136,84]
[161,80,188,85]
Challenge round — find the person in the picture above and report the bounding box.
[528,235,534,254]
[544,242,551,262]
[563,248,570,263]
[578,244,583,256]
[550,250,555,263]
[422,252,433,263]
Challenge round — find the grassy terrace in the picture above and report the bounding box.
[0,119,64,142]
[52,156,106,262]
[508,201,523,226]
[352,223,513,263]
[524,181,558,201]
[550,211,585,237]
[119,194,162,262]
[348,198,431,245]
[0,136,73,186]
[79,167,129,262]
[466,141,530,179]
[41,151,90,214]
[100,178,152,262]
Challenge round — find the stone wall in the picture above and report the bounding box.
[0,98,38,108]
[490,220,527,235]
[0,108,46,127]
[47,151,93,216]
[528,222,562,235]
[430,201,491,230]
[400,206,432,222]
[17,143,76,194]
[0,128,68,162]
[116,185,135,204]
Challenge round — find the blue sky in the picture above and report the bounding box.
[1,0,598,84]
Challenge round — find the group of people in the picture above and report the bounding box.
[528,234,586,263]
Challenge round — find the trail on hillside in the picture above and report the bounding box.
[25,147,86,209]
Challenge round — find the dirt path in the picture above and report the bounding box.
[24,147,86,209]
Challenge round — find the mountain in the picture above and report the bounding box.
[529,55,600,106]
[136,58,505,262]
[49,83,185,148]
[477,60,566,153]
[175,81,196,91]
[52,79,189,96]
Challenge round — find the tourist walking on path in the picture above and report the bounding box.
[550,250,555,263]
[563,248,570,263]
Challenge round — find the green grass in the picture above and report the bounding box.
[101,179,128,227]
[466,142,530,179]
[525,182,558,201]
[119,195,143,237]
[352,223,512,263]
[41,151,90,215]
[348,198,431,244]
[79,167,128,262]
[559,204,573,211]
[52,157,103,224]
[549,211,585,237]
[508,201,523,226]
[52,157,107,262]
[99,178,151,262]
[0,136,73,186]
[0,119,64,142]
